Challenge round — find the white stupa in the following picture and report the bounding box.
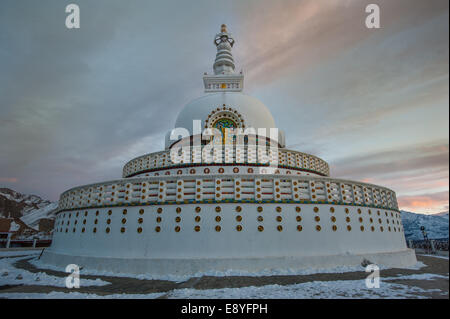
[42,25,416,275]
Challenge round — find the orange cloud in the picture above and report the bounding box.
[0,177,18,183]
[397,191,449,214]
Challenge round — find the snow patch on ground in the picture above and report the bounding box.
[32,258,398,282]
[0,291,166,299]
[0,275,446,299]
[0,256,110,287]
[166,279,444,299]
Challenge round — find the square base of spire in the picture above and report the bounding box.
[203,74,244,93]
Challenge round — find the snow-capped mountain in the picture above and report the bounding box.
[19,202,59,230]
[0,188,58,230]
[401,210,449,240]
[433,211,449,218]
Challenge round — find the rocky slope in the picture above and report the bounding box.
[0,188,58,230]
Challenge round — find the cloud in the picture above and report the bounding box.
[0,178,18,183]
[0,0,223,199]
[330,141,449,214]
[398,191,449,214]
[236,0,448,88]
[332,141,449,179]
[331,141,448,196]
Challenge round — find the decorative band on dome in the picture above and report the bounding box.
[205,106,245,129]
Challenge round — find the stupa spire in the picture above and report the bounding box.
[203,24,244,92]
[213,24,236,75]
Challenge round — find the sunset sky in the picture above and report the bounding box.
[0,0,448,214]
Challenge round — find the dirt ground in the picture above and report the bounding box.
[0,254,448,298]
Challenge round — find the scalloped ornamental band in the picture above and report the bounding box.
[123,148,330,178]
[57,175,399,214]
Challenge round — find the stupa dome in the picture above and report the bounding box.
[167,91,285,149]
[174,92,276,133]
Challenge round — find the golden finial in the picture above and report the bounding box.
[221,24,227,33]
